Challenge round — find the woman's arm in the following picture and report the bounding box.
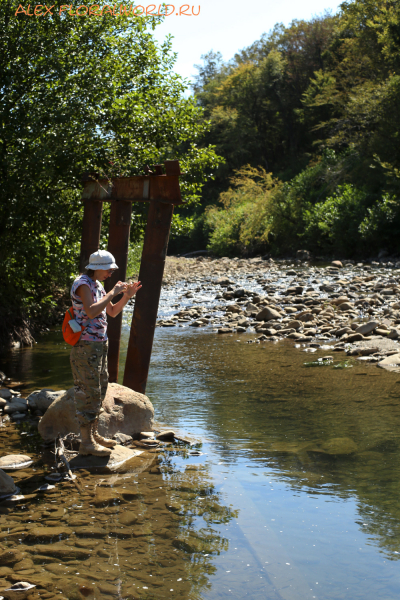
[76,281,127,319]
[106,281,142,318]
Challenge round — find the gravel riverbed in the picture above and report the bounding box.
[157,255,400,370]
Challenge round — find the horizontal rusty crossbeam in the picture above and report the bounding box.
[81,174,182,205]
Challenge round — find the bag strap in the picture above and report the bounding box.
[68,306,93,332]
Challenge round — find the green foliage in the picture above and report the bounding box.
[205,166,280,256]
[126,241,144,279]
[0,0,221,343]
[302,184,370,255]
[185,1,400,259]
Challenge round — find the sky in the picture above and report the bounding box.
[152,0,344,86]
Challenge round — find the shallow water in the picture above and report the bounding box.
[2,282,400,599]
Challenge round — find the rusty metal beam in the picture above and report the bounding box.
[122,160,180,393]
[79,200,103,274]
[104,200,133,383]
[81,175,182,205]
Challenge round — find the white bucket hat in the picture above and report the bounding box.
[85,250,118,270]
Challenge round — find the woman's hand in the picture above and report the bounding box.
[113,281,128,296]
[124,281,142,298]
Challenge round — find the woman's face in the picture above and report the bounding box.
[93,269,116,281]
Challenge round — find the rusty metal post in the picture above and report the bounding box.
[78,199,103,274]
[104,200,133,383]
[123,160,180,393]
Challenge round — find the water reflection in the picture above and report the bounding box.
[0,422,238,599]
[144,329,400,564]
[2,317,400,597]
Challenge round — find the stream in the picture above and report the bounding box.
[1,268,400,600]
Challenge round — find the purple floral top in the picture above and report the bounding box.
[71,274,108,342]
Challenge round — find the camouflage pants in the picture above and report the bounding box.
[70,340,108,426]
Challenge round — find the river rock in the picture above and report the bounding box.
[0,455,33,470]
[255,306,281,321]
[337,302,354,311]
[27,389,66,412]
[113,432,133,445]
[0,550,26,566]
[38,383,154,440]
[25,527,72,543]
[0,389,12,400]
[156,429,175,441]
[377,353,400,373]
[346,333,364,342]
[0,469,17,496]
[68,445,145,472]
[3,401,27,414]
[226,304,242,314]
[3,581,36,600]
[355,321,379,335]
[387,329,399,339]
[320,437,358,454]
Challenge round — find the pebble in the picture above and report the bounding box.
[0,455,33,470]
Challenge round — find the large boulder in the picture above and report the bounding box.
[38,383,154,441]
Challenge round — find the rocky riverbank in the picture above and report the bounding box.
[158,255,400,370]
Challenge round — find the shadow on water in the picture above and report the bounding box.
[2,323,400,598]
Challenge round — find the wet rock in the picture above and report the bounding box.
[27,389,65,412]
[119,511,138,526]
[255,306,281,321]
[0,455,33,470]
[10,413,26,422]
[0,550,26,566]
[28,544,91,560]
[38,383,154,440]
[25,527,72,543]
[156,430,175,441]
[0,389,12,400]
[377,353,400,373]
[218,327,233,334]
[68,445,144,473]
[0,469,17,496]
[12,559,34,572]
[320,437,358,455]
[3,401,28,415]
[331,260,343,268]
[3,581,36,600]
[113,432,133,445]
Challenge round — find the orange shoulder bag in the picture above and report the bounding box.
[62,308,84,346]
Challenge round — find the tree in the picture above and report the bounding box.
[0,0,220,345]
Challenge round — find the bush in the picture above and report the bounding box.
[205,166,280,256]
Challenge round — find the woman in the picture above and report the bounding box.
[70,249,142,457]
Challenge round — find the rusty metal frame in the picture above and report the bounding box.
[78,159,181,392]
